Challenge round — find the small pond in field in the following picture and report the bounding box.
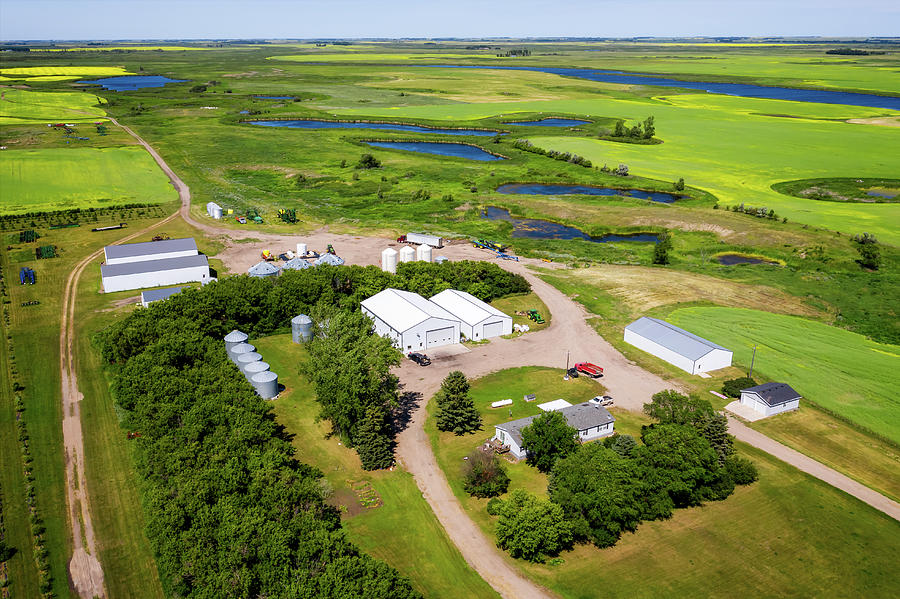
[866,190,897,199]
[482,206,658,243]
[365,141,505,161]
[254,95,295,99]
[505,118,590,127]
[717,253,781,266]
[497,183,683,203]
[247,119,499,136]
[76,75,186,90]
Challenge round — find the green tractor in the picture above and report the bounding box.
[246,209,263,224]
[526,309,545,324]
[278,208,298,224]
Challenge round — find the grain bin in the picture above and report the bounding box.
[248,261,280,278]
[399,245,416,263]
[315,253,344,266]
[206,202,223,219]
[251,370,278,399]
[297,242,307,256]
[228,342,256,364]
[435,255,449,264]
[237,351,262,372]
[224,329,248,352]
[416,244,432,263]
[282,257,311,271]
[291,314,313,343]
[243,360,270,381]
[381,247,398,273]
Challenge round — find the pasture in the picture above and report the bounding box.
[0,88,107,124]
[0,147,176,214]
[666,307,900,444]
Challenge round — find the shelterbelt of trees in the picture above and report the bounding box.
[94,262,528,597]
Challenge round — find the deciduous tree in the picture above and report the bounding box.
[520,411,578,473]
[495,490,573,562]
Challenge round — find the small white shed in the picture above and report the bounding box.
[740,382,801,417]
[623,317,732,375]
[429,289,513,341]
[361,288,461,352]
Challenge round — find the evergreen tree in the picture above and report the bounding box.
[356,405,395,470]
[652,232,672,265]
[435,371,482,435]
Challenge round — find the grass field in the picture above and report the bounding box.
[0,66,132,77]
[0,88,108,125]
[255,335,499,599]
[667,307,900,443]
[0,147,177,214]
[427,367,900,598]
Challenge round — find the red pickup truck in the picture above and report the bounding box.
[575,362,603,378]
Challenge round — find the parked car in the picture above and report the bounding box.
[566,367,579,378]
[590,395,614,407]
[575,362,604,378]
[408,352,431,366]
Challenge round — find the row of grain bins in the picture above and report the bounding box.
[248,253,344,278]
[224,330,278,399]
[381,245,441,273]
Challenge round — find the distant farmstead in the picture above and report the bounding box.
[624,317,733,374]
[740,382,801,417]
[493,402,615,459]
[101,238,210,293]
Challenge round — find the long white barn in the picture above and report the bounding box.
[624,317,732,375]
[101,237,210,293]
[430,289,512,341]
[104,237,198,265]
[361,288,461,352]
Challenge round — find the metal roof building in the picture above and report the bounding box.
[624,317,732,375]
[740,382,801,417]
[101,255,210,293]
[430,289,513,341]
[140,286,184,308]
[104,238,198,265]
[493,402,616,459]
[361,288,461,352]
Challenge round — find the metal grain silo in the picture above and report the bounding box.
[381,247,398,273]
[224,329,248,352]
[228,342,256,364]
[243,360,270,381]
[251,370,278,399]
[297,243,307,256]
[248,261,281,278]
[398,245,416,263]
[291,314,313,343]
[236,351,262,373]
[417,244,432,263]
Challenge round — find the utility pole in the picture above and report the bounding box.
[749,345,757,378]
[563,350,570,380]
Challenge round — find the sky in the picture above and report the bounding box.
[1,0,898,40]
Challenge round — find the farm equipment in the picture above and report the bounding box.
[326,244,336,255]
[151,234,170,241]
[236,216,247,224]
[19,230,40,243]
[575,362,604,378]
[21,300,41,307]
[35,245,57,259]
[398,232,443,248]
[278,208,298,223]
[91,223,127,232]
[261,249,275,261]
[473,238,506,252]
[526,309,545,324]
[246,209,263,224]
[498,252,519,261]
[19,267,35,285]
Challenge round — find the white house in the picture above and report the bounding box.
[101,255,211,293]
[140,286,184,308]
[104,237,198,265]
[624,317,732,375]
[429,289,513,341]
[361,288,461,352]
[493,402,615,459]
[740,382,801,417]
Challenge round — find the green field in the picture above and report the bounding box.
[667,307,900,443]
[0,88,108,124]
[0,147,177,214]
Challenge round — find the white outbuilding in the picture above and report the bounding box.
[104,237,198,265]
[623,317,732,375]
[101,255,210,293]
[740,382,801,417]
[429,289,513,341]
[361,288,461,351]
[140,286,184,308]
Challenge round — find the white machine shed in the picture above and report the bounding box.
[361,288,461,351]
[101,255,210,293]
[624,317,732,375]
[104,237,198,265]
[429,289,513,341]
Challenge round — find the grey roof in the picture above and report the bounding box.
[625,317,731,361]
[248,261,281,276]
[105,237,197,261]
[315,253,345,266]
[140,286,184,303]
[741,382,802,406]
[101,254,208,277]
[282,257,311,270]
[224,330,248,343]
[496,402,615,446]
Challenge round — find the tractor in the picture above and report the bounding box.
[526,309,545,324]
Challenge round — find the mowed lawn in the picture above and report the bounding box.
[667,307,900,443]
[335,92,900,244]
[0,88,108,124]
[428,367,900,599]
[0,147,176,214]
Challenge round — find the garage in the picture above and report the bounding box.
[482,321,504,338]
[426,327,456,348]
[361,288,462,352]
[429,289,513,340]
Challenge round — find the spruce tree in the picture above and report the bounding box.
[435,371,482,435]
[355,405,394,470]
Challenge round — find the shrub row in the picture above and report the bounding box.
[512,139,593,168]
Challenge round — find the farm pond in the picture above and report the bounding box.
[504,118,591,127]
[717,253,781,266]
[482,207,659,243]
[496,183,683,203]
[75,75,186,90]
[364,141,505,161]
[247,120,499,136]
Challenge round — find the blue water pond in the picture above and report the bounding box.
[365,141,505,161]
[254,95,295,100]
[497,183,682,204]
[505,118,590,127]
[76,75,186,91]
[717,253,781,266]
[482,207,658,243]
[866,190,897,199]
[247,119,499,136]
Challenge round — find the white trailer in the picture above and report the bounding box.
[401,233,443,248]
